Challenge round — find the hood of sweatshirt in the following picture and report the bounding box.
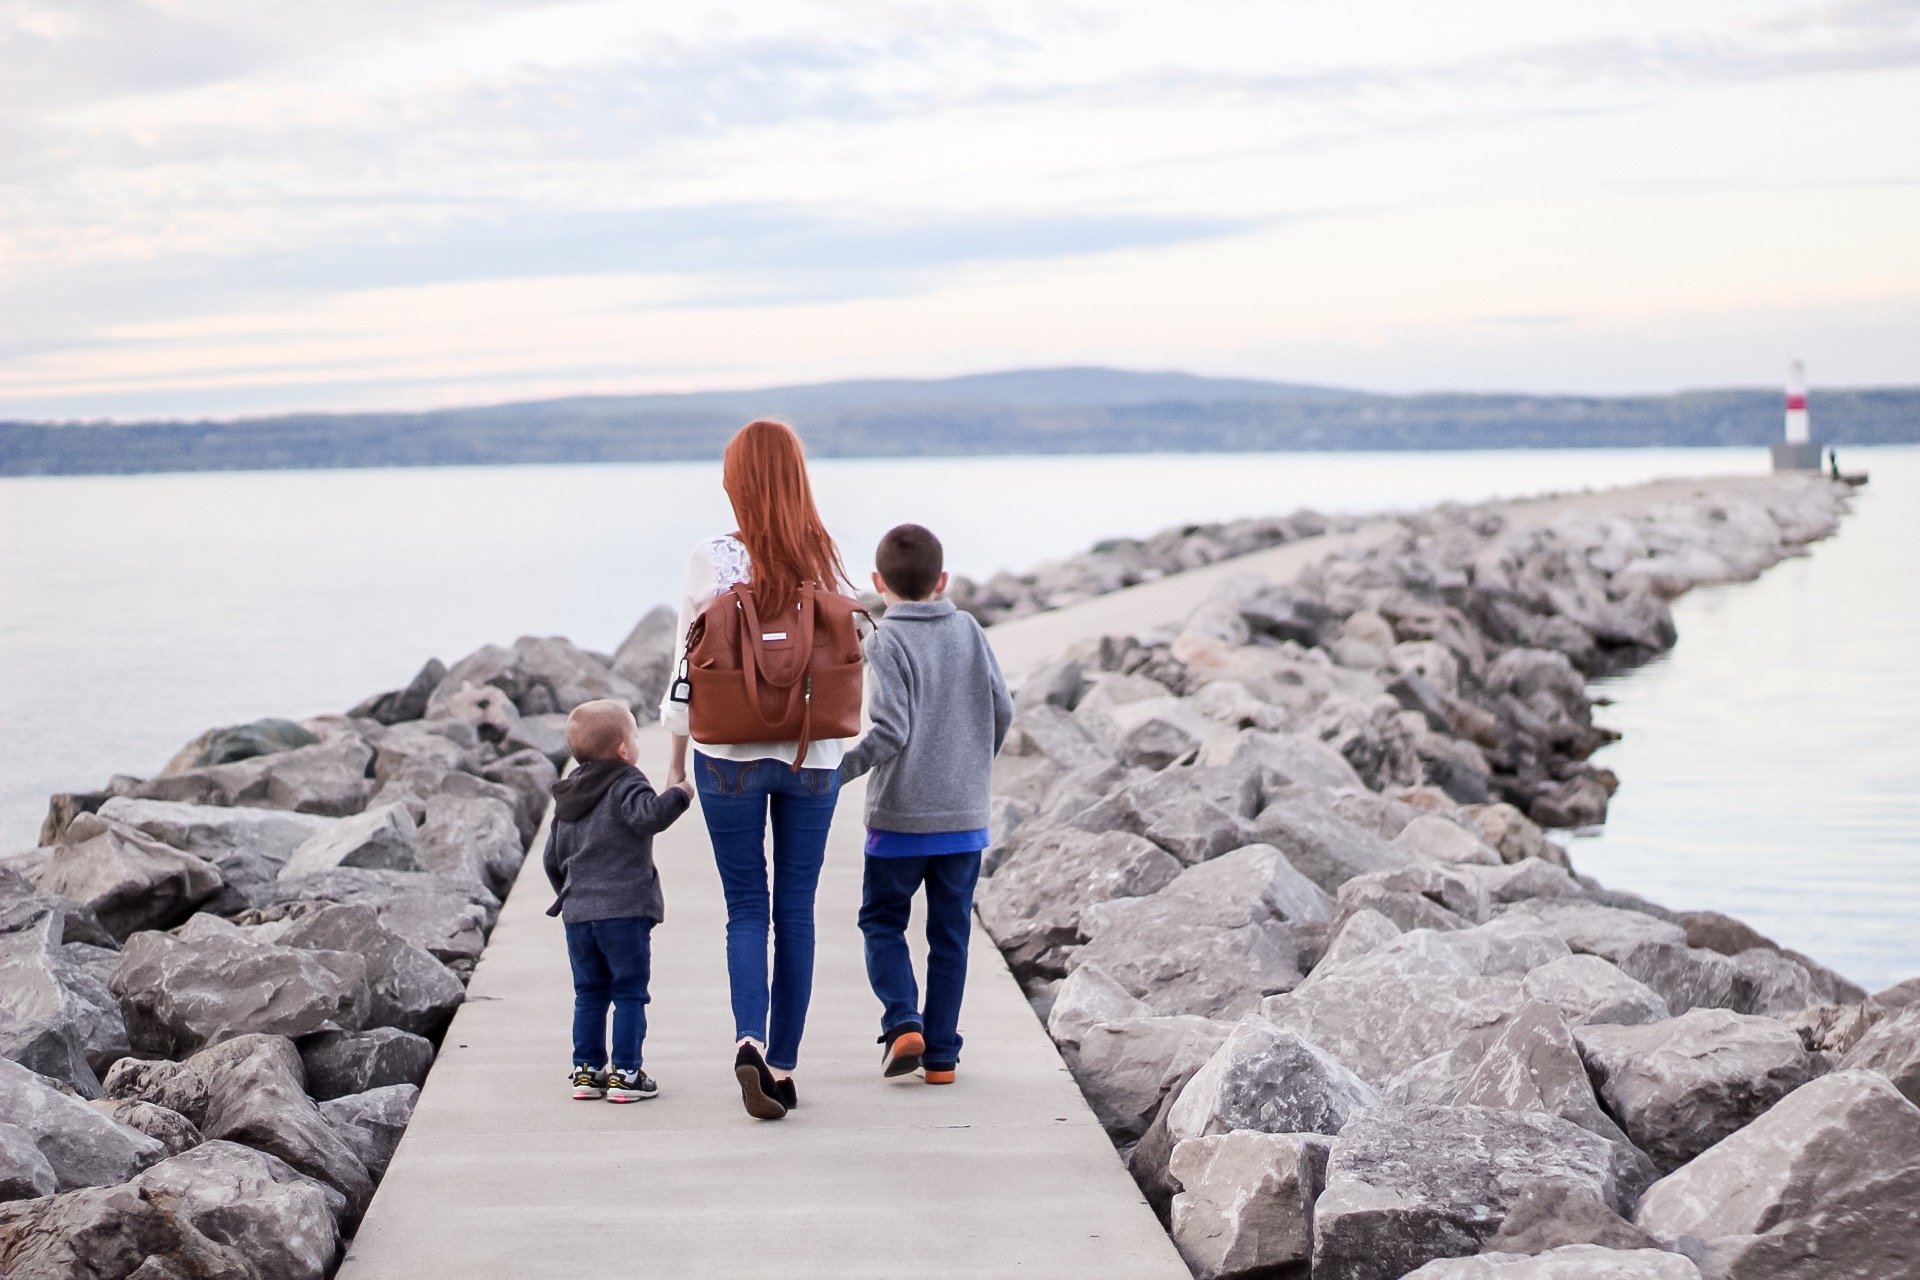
[550,759,635,822]
[882,599,957,621]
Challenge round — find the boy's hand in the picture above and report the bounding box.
[668,777,694,799]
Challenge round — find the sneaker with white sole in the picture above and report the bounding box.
[571,1065,607,1099]
[605,1068,658,1103]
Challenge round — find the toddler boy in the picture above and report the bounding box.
[840,524,1013,1083]
[542,698,691,1101]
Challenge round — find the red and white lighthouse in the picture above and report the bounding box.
[1771,357,1824,471]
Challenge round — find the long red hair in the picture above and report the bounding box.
[723,420,846,610]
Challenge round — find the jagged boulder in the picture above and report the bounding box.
[1634,1070,1920,1280]
[0,917,129,1095]
[1262,975,1526,1097]
[111,928,369,1057]
[1251,795,1416,895]
[1574,1008,1815,1173]
[1837,1006,1920,1106]
[298,1027,436,1102]
[427,635,643,717]
[612,604,677,712]
[279,904,464,1039]
[979,829,1180,980]
[1166,1019,1377,1143]
[132,734,375,817]
[86,1099,202,1156]
[0,1179,259,1277]
[129,1140,342,1279]
[480,748,560,839]
[1044,961,1154,1056]
[32,815,221,940]
[0,1057,165,1191]
[279,802,422,878]
[1303,919,1568,988]
[1072,1015,1231,1140]
[102,1033,374,1218]
[1313,1104,1623,1280]
[1169,1132,1330,1280]
[259,868,495,976]
[1402,1245,1701,1278]
[0,1122,56,1201]
[161,718,320,775]
[94,796,335,913]
[1519,954,1670,1027]
[417,793,526,896]
[318,1084,418,1180]
[0,867,115,949]
[1393,815,1502,866]
[348,657,448,725]
[1480,1184,1662,1257]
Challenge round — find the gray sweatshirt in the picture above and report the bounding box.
[839,599,1014,833]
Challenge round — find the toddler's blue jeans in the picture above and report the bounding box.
[565,916,654,1073]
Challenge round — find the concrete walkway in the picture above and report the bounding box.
[338,473,1777,1278]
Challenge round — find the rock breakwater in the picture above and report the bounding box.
[977,475,1920,1279]
[0,629,671,1278]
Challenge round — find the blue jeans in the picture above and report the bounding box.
[858,852,982,1069]
[564,916,654,1073]
[694,753,842,1072]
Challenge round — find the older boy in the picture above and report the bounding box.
[543,699,691,1102]
[840,524,1013,1084]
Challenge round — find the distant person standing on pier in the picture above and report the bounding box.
[661,419,867,1121]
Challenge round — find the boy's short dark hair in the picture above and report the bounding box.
[875,523,944,601]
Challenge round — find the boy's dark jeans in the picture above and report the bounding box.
[858,851,982,1068]
[564,916,654,1073]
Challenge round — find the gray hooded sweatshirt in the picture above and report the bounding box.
[839,599,1013,833]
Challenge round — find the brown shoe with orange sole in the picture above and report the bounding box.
[879,1026,925,1078]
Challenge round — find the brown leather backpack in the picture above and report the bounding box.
[681,581,869,768]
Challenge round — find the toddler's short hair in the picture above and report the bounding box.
[876,523,943,601]
[566,699,635,762]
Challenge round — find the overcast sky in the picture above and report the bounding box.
[2,0,1916,419]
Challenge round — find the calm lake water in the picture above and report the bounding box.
[3,445,1914,988]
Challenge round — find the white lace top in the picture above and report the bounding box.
[659,535,851,770]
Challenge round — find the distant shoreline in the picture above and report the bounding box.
[4,366,1916,477]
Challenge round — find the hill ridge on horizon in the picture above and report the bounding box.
[3,364,1916,476]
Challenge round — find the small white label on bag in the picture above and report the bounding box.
[761,631,788,641]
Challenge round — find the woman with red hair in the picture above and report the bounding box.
[662,419,856,1121]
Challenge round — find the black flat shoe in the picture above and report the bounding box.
[734,1043,787,1121]
[878,1025,925,1078]
[772,1076,798,1111]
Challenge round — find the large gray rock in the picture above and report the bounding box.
[102,1033,375,1218]
[0,1121,56,1202]
[1075,852,1309,1019]
[134,1140,342,1279]
[0,917,129,1095]
[1520,954,1671,1027]
[428,635,643,717]
[1220,729,1367,793]
[1262,974,1526,1096]
[1166,1019,1377,1144]
[94,796,335,912]
[111,928,369,1057]
[1634,1070,1920,1280]
[1303,919,1568,989]
[612,605,677,712]
[0,1179,258,1278]
[1169,1131,1330,1280]
[1481,1184,1663,1257]
[1837,1006,1920,1106]
[1403,1245,1701,1278]
[1446,1002,1657,1198]
[1574,1009,1816,1173]
[1251,796,1417,895]
[1044,961,1154,1055]
[259,868,495,976]
[1072,1015,1231,1139]
[32,814,222,940]
[160,718,320,775]
[1393,815,1502,866]
[480,747,560,839]
[0,1057,165,1191]
[298,1026,436,1101]
[504,711,573,771]
[132,734,375,817]
[417,794,525,897]
[279,903,464,1039]
[1314,1104,1623,1280]
[979,829,1180,980]
[319,1083,418,1180]
[280,802,423,878]
[349,657,448,725]
[1500,900,1686,965]
[86,1098,203,1156]
[0,866,115,950]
